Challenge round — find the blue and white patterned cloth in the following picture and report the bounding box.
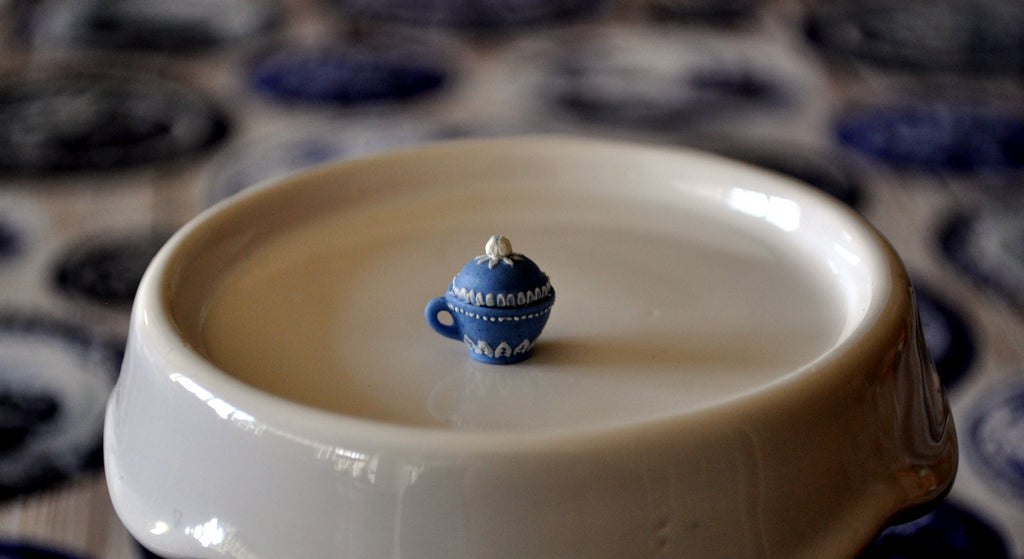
[1,0,1022,557]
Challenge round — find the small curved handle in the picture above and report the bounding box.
[425,297,461,340]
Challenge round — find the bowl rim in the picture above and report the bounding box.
[134,134,911,453]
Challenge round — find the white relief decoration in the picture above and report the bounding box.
[450,283,553,308]
[462,335,535,358]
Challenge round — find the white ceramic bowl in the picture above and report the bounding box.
[105,136,956,559]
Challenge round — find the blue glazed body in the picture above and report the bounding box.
[425,290,555,364]
[425,235,554,364]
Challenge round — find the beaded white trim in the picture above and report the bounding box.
[446,302,552,322]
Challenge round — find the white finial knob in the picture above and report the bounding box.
[476,234,519,268]
[485,234,513,259]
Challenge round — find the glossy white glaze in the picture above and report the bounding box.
[200,191,843,427]
[104,136,956,558]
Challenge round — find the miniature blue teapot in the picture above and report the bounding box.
[425,235,554,364]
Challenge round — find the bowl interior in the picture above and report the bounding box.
[160,137,887,432]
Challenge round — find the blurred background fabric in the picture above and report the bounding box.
[0,0,1022,557]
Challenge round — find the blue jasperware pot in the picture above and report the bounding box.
[425,235,554,364]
